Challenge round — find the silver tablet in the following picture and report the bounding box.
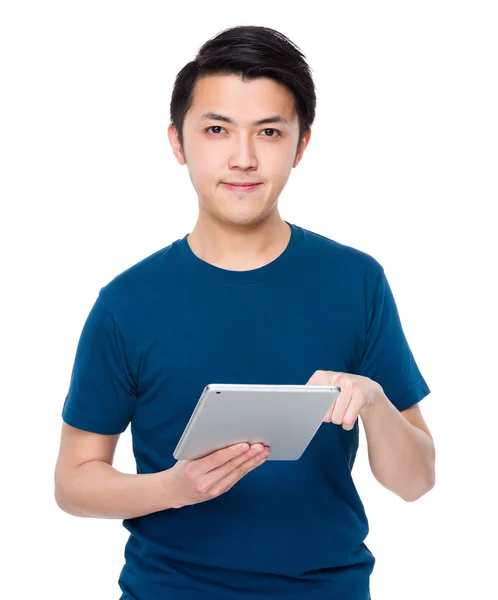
[173,383,341,461]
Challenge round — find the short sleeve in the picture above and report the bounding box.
[61,294,137,434]
[358,267,431,411]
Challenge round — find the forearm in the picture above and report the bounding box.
[55,461,175,519]
[360,391,436,501]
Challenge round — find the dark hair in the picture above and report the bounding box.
[170,25,317,158]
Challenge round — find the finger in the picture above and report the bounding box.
[213,443,267,478]
[198,444,268,491]
[323,399,337,422]
[305,369,329,385]
[192,442,253,477]
[342,393,363,430]
[207,447,270,494]
[331,380,354,426]
[323,375,344,422]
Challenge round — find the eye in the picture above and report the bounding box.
[205,126,227,135]
[205,126,282,138]
[261,128,281,138]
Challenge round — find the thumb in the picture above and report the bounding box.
[306,370,342,385]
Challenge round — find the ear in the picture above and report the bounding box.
[293,129,312,168]
[168,124,187,166]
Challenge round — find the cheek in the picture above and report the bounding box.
[270,149,296,178]
[187,153,220,184]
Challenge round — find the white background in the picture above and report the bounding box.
[1,1,497,598]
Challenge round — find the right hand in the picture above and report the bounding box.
[167,442,271,509]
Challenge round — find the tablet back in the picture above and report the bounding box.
[173,383,340,461]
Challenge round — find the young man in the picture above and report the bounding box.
[55,25,435,600]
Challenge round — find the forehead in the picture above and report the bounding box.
[187,74,298,125]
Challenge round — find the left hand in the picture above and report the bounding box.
[305,370,383,430]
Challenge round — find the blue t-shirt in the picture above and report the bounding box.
[62,221,430,600]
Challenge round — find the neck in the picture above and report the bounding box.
[186,213,291,271]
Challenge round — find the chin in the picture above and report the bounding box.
[224,210,272,227]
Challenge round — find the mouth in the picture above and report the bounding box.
[222,182,262,192]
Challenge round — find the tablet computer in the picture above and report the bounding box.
[173,383,340,461]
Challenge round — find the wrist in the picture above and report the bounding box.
[360,385,387,421]
[153,469,182,511]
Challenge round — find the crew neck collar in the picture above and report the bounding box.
[174,221,304,284]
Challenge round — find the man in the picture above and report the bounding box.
[55,25,435,600]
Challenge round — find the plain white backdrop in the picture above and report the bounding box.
[1,1,497,598]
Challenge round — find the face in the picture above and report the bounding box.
[168,74,311,227]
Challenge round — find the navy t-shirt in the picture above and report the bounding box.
[62,221,430,600]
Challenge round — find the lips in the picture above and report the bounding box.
[223,182,261,186]
[222,182,262,193]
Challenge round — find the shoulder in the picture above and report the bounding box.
[97,241,178,319]
[299,224,385,283]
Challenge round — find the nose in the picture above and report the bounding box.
[228,134,258,171]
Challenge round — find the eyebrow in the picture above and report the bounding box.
[198,112,291,128]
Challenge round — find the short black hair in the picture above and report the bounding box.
[170,25,317,158]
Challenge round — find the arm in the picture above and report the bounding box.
[54,422,175,519]
[360,391,436,502]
